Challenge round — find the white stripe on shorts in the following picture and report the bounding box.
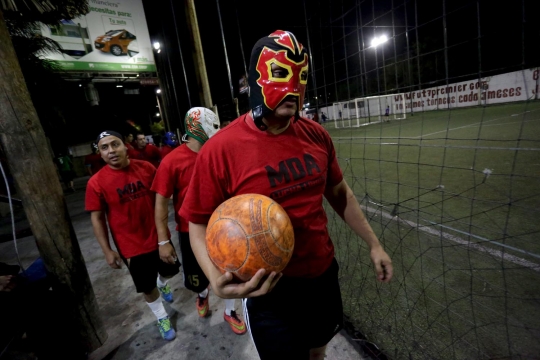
[242,298,260,358]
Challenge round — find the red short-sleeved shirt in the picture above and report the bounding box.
[160,145,174,159]
[128,144,161,168]
[85,159,165,258]
[84,153,105,175]
[151,144,197,232]
[180,113,343,278]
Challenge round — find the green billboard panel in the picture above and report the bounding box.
[40,0,156,73]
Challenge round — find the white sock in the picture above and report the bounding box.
[198,288,209,298]
[147,297,168,320]
[156,274,168,288]
[224,299,235,316]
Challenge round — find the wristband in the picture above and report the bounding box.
[158,240,170,246]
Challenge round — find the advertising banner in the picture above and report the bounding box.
[39,0,156,72]
[391,68,538,113]
[323,68,539,118]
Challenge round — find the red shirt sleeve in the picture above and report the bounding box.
[85,176,104,211]
[324,129,343,188]
[180,146,228,225]
[151,157,174,198]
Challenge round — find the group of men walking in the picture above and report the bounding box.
[85,30,392,359]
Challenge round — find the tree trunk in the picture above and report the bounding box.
[0,9,107,354]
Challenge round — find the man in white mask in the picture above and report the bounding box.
[151,108,247,335]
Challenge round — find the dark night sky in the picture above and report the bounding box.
[173,0,539,117]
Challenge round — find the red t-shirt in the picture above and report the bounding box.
[128,144,161,168]
[84,153,105,175]
[160,145,174,159]
[151,144,197,232]
[180,113,343,278]
[85,159,166,258]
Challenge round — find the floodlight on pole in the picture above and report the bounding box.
[156,89,161,94]
[153,41,160,50]
[371,35,388,48]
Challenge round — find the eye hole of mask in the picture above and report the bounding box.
[271,65,289,79]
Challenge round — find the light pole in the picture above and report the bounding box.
[155,88,169,132]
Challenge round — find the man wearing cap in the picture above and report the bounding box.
[181,30,393,359]
[85,130,180,341]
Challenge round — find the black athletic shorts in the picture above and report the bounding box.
[179,232,210,293]
[243,257,344,359]
[121,249,180,294]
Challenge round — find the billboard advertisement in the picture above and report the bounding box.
[39,0,156,72]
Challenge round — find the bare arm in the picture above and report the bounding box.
[189,221,282,299]
[90,210,122,269]
[154,193,177,264]
[155,194,171,242]
[324,179,393,282]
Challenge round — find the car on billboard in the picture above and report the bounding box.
[94,30,137,56]
[127,40,139,57]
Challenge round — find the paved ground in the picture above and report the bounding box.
[0,176,363,360]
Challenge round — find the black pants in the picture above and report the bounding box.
[244,258,344,360]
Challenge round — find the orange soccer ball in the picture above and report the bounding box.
[206,194,295,282]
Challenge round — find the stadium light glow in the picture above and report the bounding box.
[371,35,388,48]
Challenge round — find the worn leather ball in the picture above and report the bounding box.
[206,194,294,281]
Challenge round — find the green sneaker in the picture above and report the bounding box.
[157,316,176,341]
[158,283,173,303]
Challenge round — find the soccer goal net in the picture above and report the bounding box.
[333,94,406,128]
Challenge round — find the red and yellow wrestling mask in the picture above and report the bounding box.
[248,30,309,130]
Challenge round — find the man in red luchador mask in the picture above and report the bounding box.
[180,30,393,359]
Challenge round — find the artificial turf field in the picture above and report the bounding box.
[321,101,540,359]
